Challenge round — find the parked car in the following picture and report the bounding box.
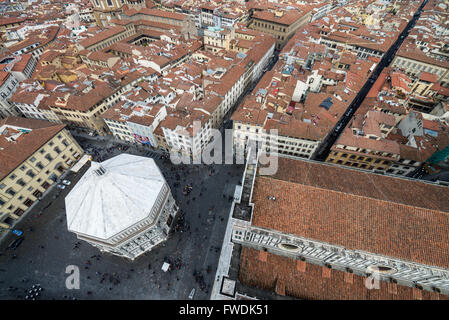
[57,184,66,190]
[12,229,23,236]
[62,180,71,186]
[8,237,24,250]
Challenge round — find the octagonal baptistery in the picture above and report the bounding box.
[65,153,179,260]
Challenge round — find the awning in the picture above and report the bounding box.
[70,154,91,173]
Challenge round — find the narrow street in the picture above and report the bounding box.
[312,0,428,161]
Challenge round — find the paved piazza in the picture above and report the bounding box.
[0,133,244,300]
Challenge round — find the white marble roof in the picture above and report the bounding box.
[65,154,166,240]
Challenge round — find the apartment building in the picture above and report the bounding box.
[8,26,60,59]
[392,51,449,86]
[102,100,168,148]
[326,111,449,176]
[101,101,135,142]
[204,26,234,52]
[206,65,246,124]
[231,63,351,161]
[232,107,325,160]
[78,50,121,69]
[160,97,220,159]
[0,17,26,32]
[2,54,38,82]
[249,8,312,50]
[0,71,19,119]
[198,4,248,29]
[390,0,449,88]
[0,117,83,233]
[9,89,54,122]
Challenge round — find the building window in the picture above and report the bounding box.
[23,198,34,207]
[16,179,26,187]
[26,170,36,178]
[6,188,16,196]
[33,190,42,198]
[36,162,44,170]
[167,215,173,227]
[367,265,396,274]
[278,243,300,251]
[13,208,25,216]
[9,174,16,180]
[41,182,50,190]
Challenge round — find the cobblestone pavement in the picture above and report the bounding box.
[0,134,244,300]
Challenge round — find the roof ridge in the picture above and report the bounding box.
[257,174,449,214]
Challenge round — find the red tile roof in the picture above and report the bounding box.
[253,157,449,269]
[0,117,67,180]
[419,71,438,83]
[79,26,126,49]
[239,247,447,300]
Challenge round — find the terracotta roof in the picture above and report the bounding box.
[10,54,33,73]
[239,247,447,300]
[0,71,10,86]
[124,8,187,21]
[79,26,126,49]
[0,117,66,180]
[264,117,327,141]
[397,47,449,69]
[252,9,308,26]
[419,71,438,83]
[252,157,449,269]
[0,17,25,26]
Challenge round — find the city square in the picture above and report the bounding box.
[0,134,244,300]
